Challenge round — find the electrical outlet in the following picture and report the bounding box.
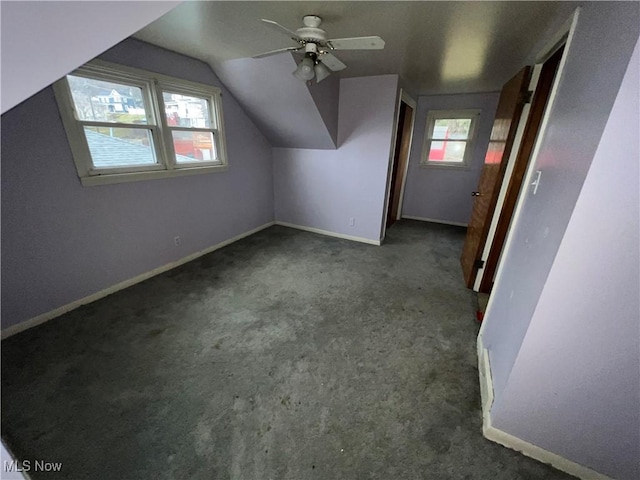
[349,217,355,227]
[174,236,181,246]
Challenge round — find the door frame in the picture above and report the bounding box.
[380,88,417,241]
[472,68,541,291]
[395,91,417,220]
[478,8,580,333]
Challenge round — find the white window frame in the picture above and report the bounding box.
[420,109,481,168]
[53,59,228,186]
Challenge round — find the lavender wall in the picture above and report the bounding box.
[307,73,340,147]
[482,2,639,402]
[401,93,500,225]
[213,54,337,149]
[493,36,640,480]
[273,75,399,242]
[1,39,274,330]
[1,1,181,113]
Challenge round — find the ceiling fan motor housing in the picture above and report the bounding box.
[297,15,327,45]
[296,27,327,44]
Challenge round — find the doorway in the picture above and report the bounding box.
[385,93,416,230]
[461,42,567,292]
[476,45,565,293]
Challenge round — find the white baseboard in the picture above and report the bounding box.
[477,336,612,480]
[1,221,276,340]
[401,215,468,227]
[274,221,381,246]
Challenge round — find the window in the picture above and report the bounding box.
[420,110,480,167]
[53,60,228,186]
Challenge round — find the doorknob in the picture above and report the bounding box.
[471,191,483,196]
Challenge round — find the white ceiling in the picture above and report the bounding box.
[134,1,565,95]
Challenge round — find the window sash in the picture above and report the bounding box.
[424,139,471,164]
[160,88,216,130]
[421,110,480,166]
[82,124,165,174]
[67,71,158,127]
[165,127,221,168]
[54,59,228,184]
[158,86,223,168]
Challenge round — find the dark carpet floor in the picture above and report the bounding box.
[1,220,575,479]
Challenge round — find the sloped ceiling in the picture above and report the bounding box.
[132,1,566,149]
[134,1,566,95]
[214,53,339,149]
[0,1,182,114]
[1,1,567,149]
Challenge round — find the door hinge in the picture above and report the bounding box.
[521,90,534,104]
[474,259,485,270]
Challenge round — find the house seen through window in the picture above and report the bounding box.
[54,61,227,186]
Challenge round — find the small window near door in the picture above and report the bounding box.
[420,110,480,167]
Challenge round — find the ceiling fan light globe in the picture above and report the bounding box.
[293,57,315,81]
[314,62,332,83]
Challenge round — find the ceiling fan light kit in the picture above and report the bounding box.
[254,15,385,84]
[293,54,316,81]
[314,62,332,83]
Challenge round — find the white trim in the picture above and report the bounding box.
[483,425,614,480]
[401,215,468,228]
[477,337,494,424]
[275,221,381,246]
[477,335,612,480]
[1,222,275,340]
[80,164,228,186]
[481,7,580,338]
[420,109,481,168]
[473,66,541,292]
[380,88,405,241]
[53,59,229,186]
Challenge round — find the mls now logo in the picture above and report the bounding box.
[4,460,63,472]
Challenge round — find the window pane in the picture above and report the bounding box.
[67,75,148,124]
[428,141,467,163]
[171,131,216,163]
[432,118,472,140]
[84,127,156,168]
[163,92,211,128]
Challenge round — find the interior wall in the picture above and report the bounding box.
[482,2,640,403]
[273,75,399,242]
[493,35,640,480]
[0,39,274,330]
[401,92,500,225]
[307,73,340,147]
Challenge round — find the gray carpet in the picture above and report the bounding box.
[1,220,575,479]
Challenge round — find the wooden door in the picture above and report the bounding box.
[460,67,531,287]
[386,101,414,228]
[478,46,565,292]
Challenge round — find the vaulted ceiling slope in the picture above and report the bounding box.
[214,53,339,149]
[1,1,566,149]
[134,1,565,95]
[1,1,182,114]
[132,1,565,149]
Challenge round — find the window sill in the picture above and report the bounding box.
[419,162,471,171]
[80,164,228,186]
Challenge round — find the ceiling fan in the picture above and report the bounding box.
[253,15,385,83]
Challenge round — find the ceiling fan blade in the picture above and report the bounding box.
[327,36,385,50]
[320,53,347,72]
[252,46,302,59]
[261,19,301,41]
